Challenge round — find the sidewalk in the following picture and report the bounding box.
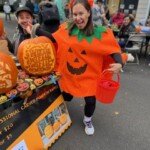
[0,12,17,41]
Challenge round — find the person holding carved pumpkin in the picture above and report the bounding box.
[25,0,123,136]
[13,6,56,56]
[12,7,35,55]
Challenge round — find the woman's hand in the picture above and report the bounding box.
[107,63,122,73]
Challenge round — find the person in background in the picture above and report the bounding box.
[64,3,70,19]
[92,0,106,25]
[104,5,110,21]
[111,9,124,28]
[54,0,66,22]
[25,0,34,14]
[33,0,39,14]
[3,1,11,21]
[25,0,123,136]
[118,14,136,49]
[12,0,19,12]
[145,16,150,26]
[38,0,60,33]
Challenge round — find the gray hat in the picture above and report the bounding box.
[15,6,34,18]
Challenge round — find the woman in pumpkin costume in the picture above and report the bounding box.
[52,0,122,136]
[25,0,123,136]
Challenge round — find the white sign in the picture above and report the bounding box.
[11,140,28,150]
[129,4,134,9]
[120,4,125,9]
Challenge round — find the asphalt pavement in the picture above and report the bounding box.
[1,12,150,150]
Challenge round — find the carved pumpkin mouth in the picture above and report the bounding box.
[67,62,87,75]
[0,75,12,88]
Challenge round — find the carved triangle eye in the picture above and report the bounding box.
[68,48,73,52]
[81,50,86,55]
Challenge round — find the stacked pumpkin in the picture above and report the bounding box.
[0,53,18,94]
[0,18,4,36]
[17,36,56,76]
[0,19,18,94]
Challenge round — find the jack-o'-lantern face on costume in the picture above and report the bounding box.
[67,48,87,75]
[17,36,56,76]
[0,53,18,94]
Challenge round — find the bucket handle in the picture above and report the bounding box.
[100,70,120,83]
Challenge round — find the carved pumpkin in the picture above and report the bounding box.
[0,53,18,94]
[0,18,4,36]
[17,36,56,76]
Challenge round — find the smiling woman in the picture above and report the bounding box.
[52,0,123,136]
[118,14,136,48]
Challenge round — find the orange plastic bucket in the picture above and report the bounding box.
[96,71,120,104]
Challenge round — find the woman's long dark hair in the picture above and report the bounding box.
[68,0,94,36]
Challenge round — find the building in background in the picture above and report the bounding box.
[0,0,150,24]
[107,0,150,23]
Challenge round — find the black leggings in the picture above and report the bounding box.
[62,92,96,117]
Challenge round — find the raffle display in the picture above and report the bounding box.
[0,52,71,150]
[0,84,71,150]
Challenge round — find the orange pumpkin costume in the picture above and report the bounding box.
[53,25,122,97]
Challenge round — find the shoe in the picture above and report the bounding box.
[83,120,95,135]
[127,53,135,62]
[120,68,124,72]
